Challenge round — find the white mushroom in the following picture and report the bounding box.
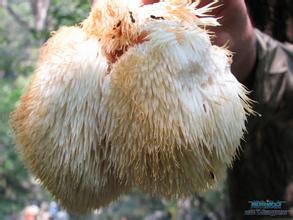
[11,0,253,213]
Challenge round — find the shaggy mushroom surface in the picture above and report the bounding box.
[11,0,253,213]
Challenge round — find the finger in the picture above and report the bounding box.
[92,0,97,5]
[142,0,160,5]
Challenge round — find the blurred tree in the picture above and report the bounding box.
[0,0,90,78]
[29,0,51,31]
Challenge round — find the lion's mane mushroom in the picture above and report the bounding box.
[11,0,253,213]
[11,26,130,213]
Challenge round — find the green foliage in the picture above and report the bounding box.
[0,78,26,144]
[98,190,168,220]
[0,6,38,77]
[49,0,90,28]
[0,77,30,217]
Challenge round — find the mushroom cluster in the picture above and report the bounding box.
[11,0,253,213]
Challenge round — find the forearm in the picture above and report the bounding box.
[230,17,256,83]
[211,0,257,83]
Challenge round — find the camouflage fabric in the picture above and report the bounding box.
[228,29,293,220]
